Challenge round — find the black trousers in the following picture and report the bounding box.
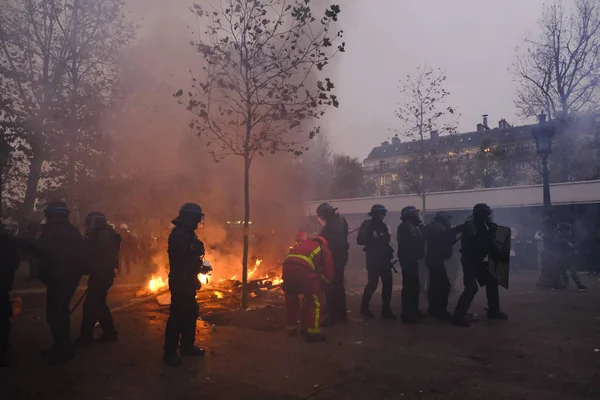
[325,260,347,323]
[362,261,393,308]
[81,272,116,341]
[46,277,81,354]
[554,254,583,287]
[400,261,420,317]
[453,261,499,320]
[0,295,11,360]
[426,259,451,315]
[164,290,198,354]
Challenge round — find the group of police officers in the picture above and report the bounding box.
[313,201,508,330]
[2,199,510,367]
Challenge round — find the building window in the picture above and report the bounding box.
[468,137,472,141]
[392,173,398,181]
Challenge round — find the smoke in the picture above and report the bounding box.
[92,0,329,279]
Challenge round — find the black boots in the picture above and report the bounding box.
[486,310,508,320]
[381,306,397,319]
[360,303,375,318]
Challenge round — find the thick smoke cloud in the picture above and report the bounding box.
[94,0,327,279]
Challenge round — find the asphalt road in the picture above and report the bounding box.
[2,273,600,400]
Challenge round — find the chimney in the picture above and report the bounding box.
[391,134,401,145]
[430,130,439,140]
[482,114,489,129]
[477,123,485,132]
[498,119,511,129]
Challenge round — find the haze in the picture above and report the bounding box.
[325,0,554,159]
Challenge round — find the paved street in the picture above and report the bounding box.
[2,272,600,400]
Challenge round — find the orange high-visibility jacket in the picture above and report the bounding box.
[284,236,335,283]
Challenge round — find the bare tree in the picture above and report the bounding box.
[0,0,132,228]
[179,0,345,308]
[394,65,457,213]
[512,0,600,121]
[330,154,372,199]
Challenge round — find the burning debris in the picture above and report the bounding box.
[138,257,283,305]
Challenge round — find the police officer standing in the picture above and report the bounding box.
[317,202,349,325]
[358,204,396,319]
[35,201,85,364]
[452,204,508,327]
[163,203,211,366]
[423,212,463,319]
[77,212,121,346]
[555,222,587,291]
[397,206,425,323]
[0,223,21,367]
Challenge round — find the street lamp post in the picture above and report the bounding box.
[532,113,555,216]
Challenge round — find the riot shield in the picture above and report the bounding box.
[488,225,511,289]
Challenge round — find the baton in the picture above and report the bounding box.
[390,260,399,273]
[70,289,88,315]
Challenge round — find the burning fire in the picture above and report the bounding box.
[247,259,262,280]
[198,272,209,285]
[144,256,283,296]
[148,276,166,292]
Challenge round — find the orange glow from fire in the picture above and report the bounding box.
[148,276,166,293]
[214,291,224,299]
[198,273,209,285]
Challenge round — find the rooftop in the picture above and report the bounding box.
[365,123,536,161]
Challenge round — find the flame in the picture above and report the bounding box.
[246,259,262,280]
[272,276,283,285]
[214,291,224,299]
[148,276,166,293]
[198,273,209,285]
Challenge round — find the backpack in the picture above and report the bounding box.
[356,220,371,247]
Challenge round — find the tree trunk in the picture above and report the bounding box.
[241,154,251,309]
[67,0,80,226]
[19,146,43,231]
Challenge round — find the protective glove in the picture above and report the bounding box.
[199,260,213,275]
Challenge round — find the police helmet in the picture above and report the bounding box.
[119,223,129,231]
[84,211,108,229]
[368,204,387,216]
[401,206,420,220]
[178,203,204,224]
[473,203,492,216]
[316,202,337,219]
[44,201,70,217]
[435,211,453,225]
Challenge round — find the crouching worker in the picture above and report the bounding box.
[282,232,334,343]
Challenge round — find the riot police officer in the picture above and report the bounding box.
[397,206,425,323]
[358,204,396,319]
[36,201,85,364]
[78,212,121,346]
[555,222,587,291]
[452,204,508,327]
[423,212,464,319]
[317,202,349,325]
[163,203,211,366]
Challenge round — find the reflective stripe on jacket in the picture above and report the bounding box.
[284,236,335,283]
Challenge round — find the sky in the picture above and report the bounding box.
[323,0,553,159]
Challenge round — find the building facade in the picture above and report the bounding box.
[363,116,542,196]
